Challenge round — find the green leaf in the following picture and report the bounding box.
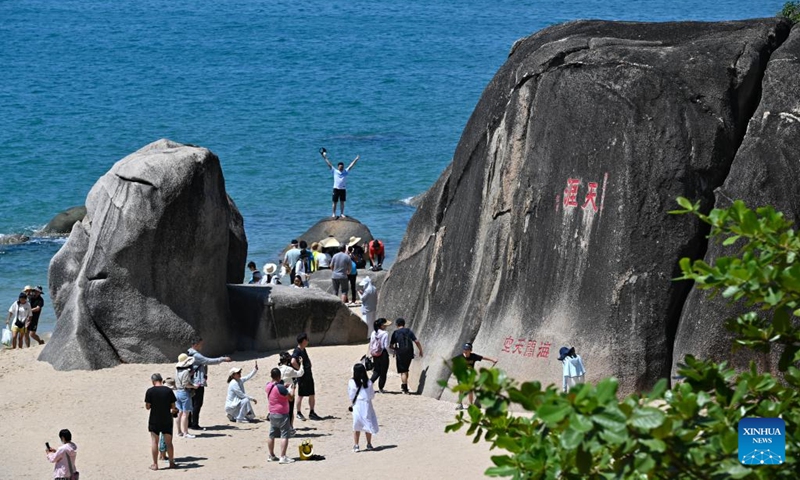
[722,234,741,246]
[594,378,619,404]
[594,406,627,432]
[629,407,665,429]
[485,464,518,477]
[569,413,594,433]
[639,438,666,453]
[560,427,585,450]
[536,402,572,424]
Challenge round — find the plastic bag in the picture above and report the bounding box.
[1,327,11,347]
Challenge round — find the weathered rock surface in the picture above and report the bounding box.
[308,269,389,298]
[291,217,375,252]
[0,233,30,245]
[41,139,248,370]
[379,19,794,398]
[227,284,368,351]
[40,206,87,235]
[673,26,800,374]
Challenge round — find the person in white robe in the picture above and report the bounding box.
[225,363,258,422]
[348,362,379,453]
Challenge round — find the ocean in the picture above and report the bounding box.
[0,0,781,332]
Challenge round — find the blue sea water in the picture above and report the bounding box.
[0,0,782,332]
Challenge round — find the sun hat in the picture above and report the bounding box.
[557,346,576,361]
[319,236,340,248]
[34,286,43,293]
[227,367,243,382]
[264,263,278,274]
[23,285,33,292]
[347,236,362,247]
[176,353,195,368]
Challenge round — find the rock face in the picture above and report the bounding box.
[41,139,248,370]
[379,19,794,399]
[227,285,367,351]
[291,217,375,252]
[672,26,800,374]
[40,206,87,235]
[0,233,30,245]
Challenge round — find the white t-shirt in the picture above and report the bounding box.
[317,252,331,268]
[8,301,31,324]
[332,168,349,189]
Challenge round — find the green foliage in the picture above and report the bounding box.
[443,199,800,478]
[779,2,800,23]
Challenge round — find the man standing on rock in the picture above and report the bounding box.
[319,148,360,219]
[390,318,423,394]
[330,245,352,303]
[25,286,46,346]
[291,332,322,421]
[186,338,232,431]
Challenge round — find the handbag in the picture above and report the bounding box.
[360,355,374,371]
[65,447,79,480]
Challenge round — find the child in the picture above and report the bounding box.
[456,342,497,410]
[159,377,177,461]
[558,346,586,392]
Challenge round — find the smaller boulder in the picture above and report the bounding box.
[0,234,30,245]
[40,206,86,235]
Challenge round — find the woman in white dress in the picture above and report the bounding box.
[348,363,378,453]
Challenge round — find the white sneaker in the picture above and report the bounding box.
[279,456,295,464]
[267,455,279,462]
[183,433,196,439]
[352,445,360,453]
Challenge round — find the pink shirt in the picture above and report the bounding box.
[47,443,77,479]
[265,381,289,415]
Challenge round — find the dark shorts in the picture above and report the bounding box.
[331,277,349,296]
[149,423,174,436]
[27,318,40,332]
[297,373,315,397]
[332,188,347,202]
[269,413,292,439]
[396,354,414,374]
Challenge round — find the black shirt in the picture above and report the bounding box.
[390,328,417,356]
[28,295,44,321]
[145,386,176,427]
[463,353,483,369]
[292,346,311,370]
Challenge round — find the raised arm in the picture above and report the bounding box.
[321,150,334,169]
[347,155,360,170]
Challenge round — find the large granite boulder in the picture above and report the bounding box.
[379,19,793,398]
[40,139,248,370]
[672,26,800,374]
[290,217,375,253]
[227,284,368,351]
[40,206,87,235]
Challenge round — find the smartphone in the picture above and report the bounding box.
[45,442,51,450]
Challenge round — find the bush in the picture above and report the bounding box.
[443,198,800,478]
[779,1,800,23]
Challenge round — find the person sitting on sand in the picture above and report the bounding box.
[265,367,295,464]
[46,428,78,479]
[6,292,31,350]
[320,147,360,218]
[455,343,497,410]
[349,363,378,453]
[145,374,177,471]
[225,362,259,423]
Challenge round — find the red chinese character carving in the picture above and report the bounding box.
[582,182,598,212]
[563,178,580,207]
[523,340,537,358]
[502,336,514,353]
[537,342,551,358]
[513,338,525,355]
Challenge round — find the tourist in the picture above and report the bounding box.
[295,247,313,287]
[357,277,377,333]
[456,343,497,410]
[283,239,301,284]
[311,242,330,270]
[330,245,351,303]
[145,373,176,470]
[225,362,259,423]
[291,333,322,421]
[174,353,197,438]
[319,147,360,218]
[6,292,30,349]
[389,318,423,394]
[347,246,359,305]
[186,338,232,431]
[247,261,263,284]
[367,239,385,271]
[292,276,305,288]
[369,318,391,393]
[349,362,378,453]
[348,237,367,269]
[45,428,78,479]
[277,351,304,433]
[558,346,586,392]
[265,367,295,464]
[25,286,46,346]
[261,262,280,285]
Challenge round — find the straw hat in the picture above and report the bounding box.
[227,367,243,382]
[319,236,340,248]
[347,236,362,247]
[264,263,278,274]
[164,377,176,389]
[176,353,195,368]
[23,285,34,292]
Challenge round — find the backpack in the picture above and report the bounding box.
[369,332,383,357]
[394,329,413,354]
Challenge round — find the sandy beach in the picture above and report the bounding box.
[0,334,493,480]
